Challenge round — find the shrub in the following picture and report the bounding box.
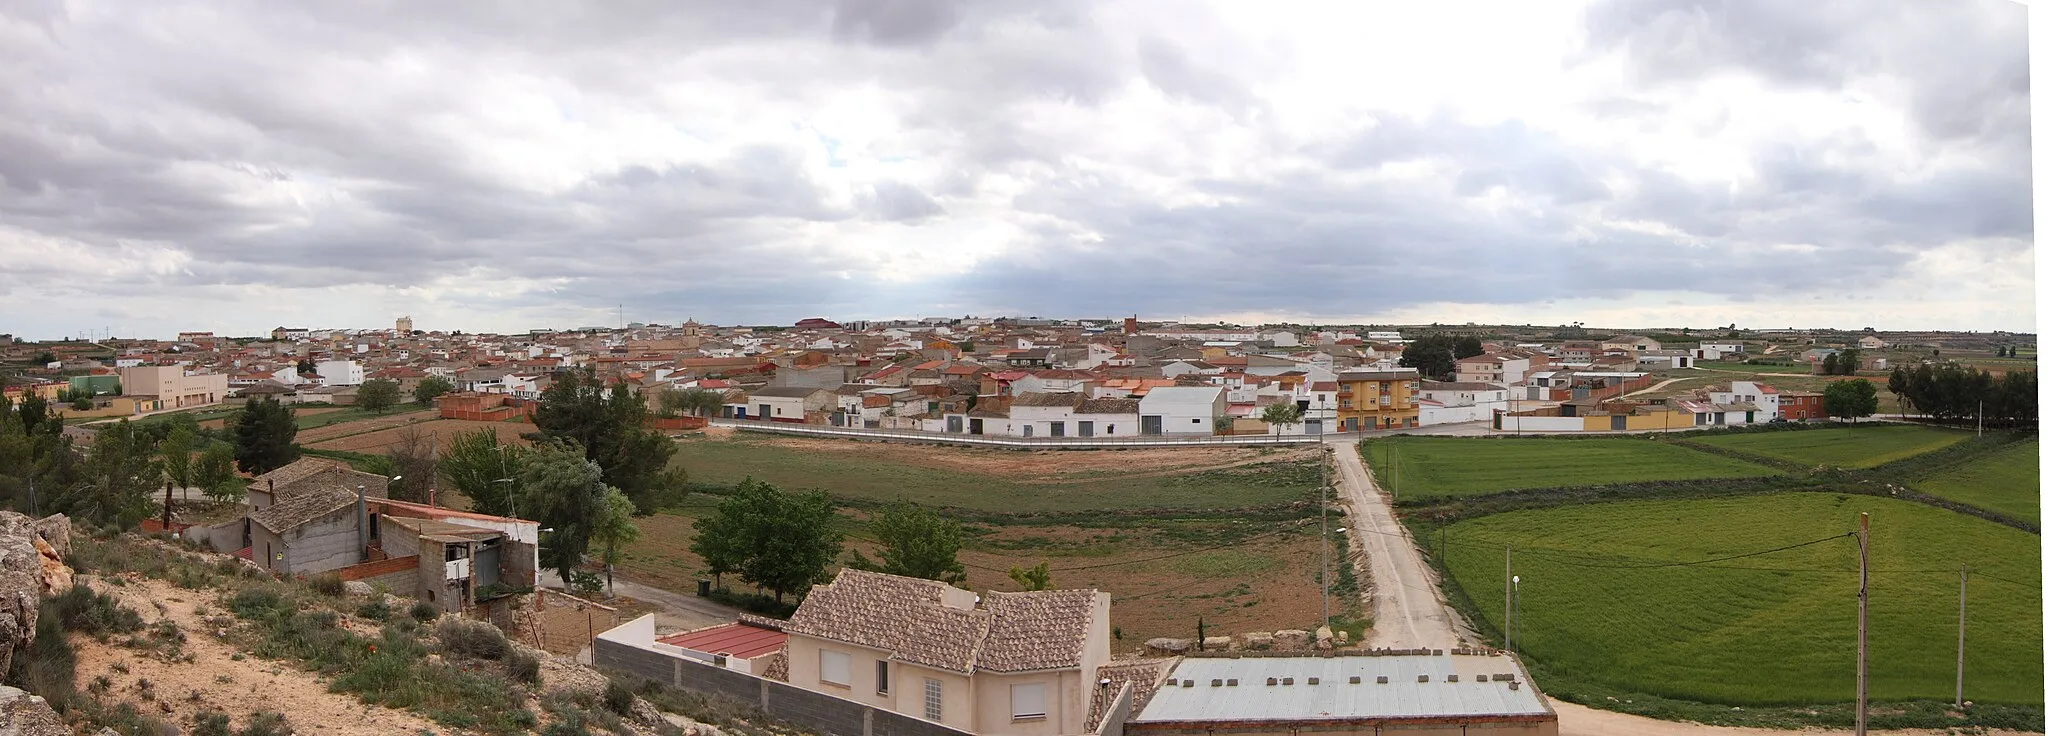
[507,650,541,685]
[307,572,346,597]
[192,710,233,736]
[9,613,76,712]
[601,681,635,715]
[568,570,604,598]
[356,600,393,622]
[409,601,439,623]
[238,711,294,736]
[229,586,295,620]
[83,701,173,735]
[47,585,144,635]
[435,617,509,661]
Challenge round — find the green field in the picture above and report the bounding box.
[672,435,1317,513]
[294,402,428,430]
[1690,425,1969,469]
[1911,439,2041,524]
[1440,494,2043,705]
[1359,436,1778,499]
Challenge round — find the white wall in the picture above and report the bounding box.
[316,360,364,386]
[1495,414,1586,432]
[1139,388,1226,435]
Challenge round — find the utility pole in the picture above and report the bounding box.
[1856,512,1870,736]
[1319,445,1330,627]
[1976,400,1983,437]
[1956,564,1968,708]
[1504,544,1513,653]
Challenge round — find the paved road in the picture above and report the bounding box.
[544,571,741,635]
[1323,435,1467,651]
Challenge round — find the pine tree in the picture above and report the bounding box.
[231,397,301,474]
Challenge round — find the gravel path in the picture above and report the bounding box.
[1325,436,1468,650]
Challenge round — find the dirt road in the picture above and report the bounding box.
[1324,437,1467,650]
[545,571,740,634]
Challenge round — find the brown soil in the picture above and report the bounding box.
[69,575,444,736]
[729,435,1317,483]
[309,419,532,454]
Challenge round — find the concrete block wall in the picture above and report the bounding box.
[286,511,363,574]
[594,638,974,736]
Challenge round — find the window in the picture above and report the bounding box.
[820,650,850,687]
[1191,418,1201,424]
[1010,683,1046,720]
[923,679,943,721]
[876,660,890,695]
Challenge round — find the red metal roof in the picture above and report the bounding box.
[656,623,787,659]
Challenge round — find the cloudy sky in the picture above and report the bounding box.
[0,0,2034,339]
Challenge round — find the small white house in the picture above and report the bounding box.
[1708,380,1781,421]
[315,360,364,386]
[1137,386,1227,435]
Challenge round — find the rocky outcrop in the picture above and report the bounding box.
[30,515,67,560]
[0,512,42,679]
[1143,637,1192,656]
[0,685,68,736]
[1272,629,1311,648]
[32,536,68,595]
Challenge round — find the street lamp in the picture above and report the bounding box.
[1510,575,1521,654]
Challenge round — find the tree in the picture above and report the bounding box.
[295,358,315,375]
[156,426,198,527]
[0,392,76,516]
[438,428,521,516]
[1822,379,1879,423]
[385,425,437,503]
[231,396,300,474]
[1259,402,1304,435]
[691,478,843,602]
[413,375,456,405]
[1821,353,1839,376]
[51,420,158,529]
[590,486,641,596]
[1007,561,1052,591]
[32,351,56,365]
[533,367,678,513]
[1452,336,1485,360]
[846,501,967,585]
[193,443,242,502]
[516,440,611,585]
[658,387,726,418]
[1397,333,1458,380]
[1886,367,1909,419]
[357,379,402,413]
[1835,349,1861,376]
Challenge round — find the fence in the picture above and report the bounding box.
[528,588,618,656]
[595,616,975,736]
[709,419,1340,448]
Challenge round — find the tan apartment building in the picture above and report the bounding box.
[1334,368,1421,431]
[782,569,1112,736]
[115,365,229,409]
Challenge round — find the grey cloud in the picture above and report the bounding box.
[861,180,946,222]
[831,0,961,46]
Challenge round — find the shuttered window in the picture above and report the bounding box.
[1011,683,1046,720]
[820,650,850,686]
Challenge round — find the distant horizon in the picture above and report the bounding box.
[11,317,2035,345]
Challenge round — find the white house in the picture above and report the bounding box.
[315,359,364,386]
[1158,360,1222,378]
[1708,380,1781,421]
[1697,342,1745,360]
[1418,381,1509,426]
[1137,386,1226,435]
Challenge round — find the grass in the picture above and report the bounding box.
[1689,424,1970,469]
[1437,493,2042,707]
[294,402,427,430]
[670,434,1319,513]
[1910,438,2041,525]
[1358,436,1778,499]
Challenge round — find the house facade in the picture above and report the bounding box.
[782,570,1111,736]
[1135,386,1226,435]
[114,365,229,409]
[1334,369,1421,431]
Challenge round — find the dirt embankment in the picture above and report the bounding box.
[72,576,444,735]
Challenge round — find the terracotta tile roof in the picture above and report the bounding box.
[978,589,1100,672]
[249,484,356,533]
[1076,398,1139,414]
[784,569,1104,675]
[1010,391,1085,408]
[1088,659,1173,732]
[250,457,348,488]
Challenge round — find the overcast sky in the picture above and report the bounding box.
[0,0,2034,339]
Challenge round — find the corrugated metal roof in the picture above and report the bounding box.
[1132,655,1549,724]
[658,623,788,660]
